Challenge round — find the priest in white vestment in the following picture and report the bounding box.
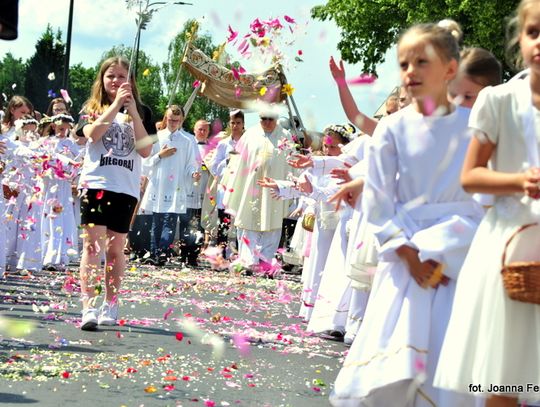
[223,110,295,270]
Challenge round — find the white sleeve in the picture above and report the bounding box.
[363,118,411,257]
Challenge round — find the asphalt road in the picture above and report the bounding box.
[0,263,346,407]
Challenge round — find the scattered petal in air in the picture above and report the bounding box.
[282,83,295,97]
[60,89,73,105]
[259,86,267,96]
[418,96,437,116]
[227,25,238,42]
[346,73,377,85]
[284,15,296,24]
[47,72,56,81]
[142,68,151,77]
[232,332,251,357]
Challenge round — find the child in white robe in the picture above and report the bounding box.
[307,135,370,341]
[435,2,540,406]
[260,124,353,321]
[7,117,44,272]
[41,115,80,270]
[4,117,39,271]
[330,22,485,407]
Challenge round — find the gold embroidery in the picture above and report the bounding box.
[417,387,437,407]
[344,344,428,368]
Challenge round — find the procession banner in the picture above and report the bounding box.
[182,42,286,109]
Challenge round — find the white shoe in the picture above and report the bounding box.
[344,335,355,346]
[81,308,98,331]
[98,302,119,326]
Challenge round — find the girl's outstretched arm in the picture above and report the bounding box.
[330,56,378,136]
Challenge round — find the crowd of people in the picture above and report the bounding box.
[1,0,540,405]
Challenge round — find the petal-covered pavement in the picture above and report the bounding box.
[0,264,345,406]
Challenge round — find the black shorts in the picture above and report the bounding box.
[80,189,138,234]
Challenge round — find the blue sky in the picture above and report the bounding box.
[0,0,400,130]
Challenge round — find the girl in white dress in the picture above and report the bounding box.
[258,126,352,321]
[1,96,32,141]
[330,23,485,407]
[4,116,37,270]
[7,117,44,272]
[307,135,370,341]
[435,2,540,406]
[41,115,80,270]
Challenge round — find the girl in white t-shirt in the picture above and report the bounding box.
[77,57,152,331]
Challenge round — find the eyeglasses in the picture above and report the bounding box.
[260,117,275,122]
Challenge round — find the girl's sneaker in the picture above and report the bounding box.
[81,308,98,331]
[98,302,118,326]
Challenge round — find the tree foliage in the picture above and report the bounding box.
[311,0,519,76]
[160,19,230,133]
[0,52,26,107]
[2,21,229,130]
[68,63,96,116]
[24,24,66,113]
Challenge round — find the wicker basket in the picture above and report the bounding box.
[501,223,540,305]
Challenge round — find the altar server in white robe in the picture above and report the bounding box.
[140,105,199,264]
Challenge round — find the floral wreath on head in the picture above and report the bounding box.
[38,116,53,127]
[323,123,357,142]
[51,114,74,126]
[14,117,39,130]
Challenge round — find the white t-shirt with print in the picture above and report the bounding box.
[78,112,142,199]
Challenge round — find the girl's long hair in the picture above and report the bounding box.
[83,56,144,120]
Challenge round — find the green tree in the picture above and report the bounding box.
[68,63,96,117]
[24,24,66,112]
[100,45,163,123]
[0,52,26,105]
[161,19,229,132]
[311,0,519,76]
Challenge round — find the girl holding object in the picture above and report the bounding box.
[435,1,540,406]
[76,56,152,331]
[330,22,484,406]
